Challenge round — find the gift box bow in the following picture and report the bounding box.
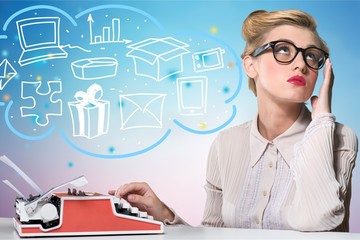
[74,83,104,106]
[72,84,109,137]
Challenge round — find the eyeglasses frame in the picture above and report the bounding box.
[251,40,329,70]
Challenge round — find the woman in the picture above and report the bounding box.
[109,9,358,231]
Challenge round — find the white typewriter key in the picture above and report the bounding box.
[130,207,139,214]
[139,211,148,218]
[112,197,121,204]
[120,199,131,209]
[40,203,59,222]
[122,202,131,209]
[147,215,154,220]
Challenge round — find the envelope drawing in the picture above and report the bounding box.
[0,59,17,90]
[119,93,166,130]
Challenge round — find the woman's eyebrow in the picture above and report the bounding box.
[273,38,319,48]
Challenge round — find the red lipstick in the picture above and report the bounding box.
[287,76,306,86]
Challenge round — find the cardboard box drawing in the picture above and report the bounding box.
[126,37,190,81]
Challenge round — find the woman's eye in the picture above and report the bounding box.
[275,46,290,55]
[306,54,316,61]
[306,49,323,62]
[306,52,321,62]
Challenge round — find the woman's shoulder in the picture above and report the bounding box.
[216,120,253,140]
[210,121,253,159]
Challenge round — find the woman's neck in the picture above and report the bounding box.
[257,100,303,141]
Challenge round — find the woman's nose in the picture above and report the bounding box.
[291,51,307,72]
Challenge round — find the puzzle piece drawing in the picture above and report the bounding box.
[20,81,62,126]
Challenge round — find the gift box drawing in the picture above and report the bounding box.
[126,37,190,82]
[68,84,110,139]
[119,93,166,130]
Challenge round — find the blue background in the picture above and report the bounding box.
[0,0,359,232]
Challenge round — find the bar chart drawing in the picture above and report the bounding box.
[88,14,122,45]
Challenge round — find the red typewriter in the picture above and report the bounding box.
[1,155,164,237]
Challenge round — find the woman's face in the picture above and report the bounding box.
[252,25,321,104]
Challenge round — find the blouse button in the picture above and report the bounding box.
[269,162,273,168]
[263,191,267,197]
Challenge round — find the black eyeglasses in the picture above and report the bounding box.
[251,40,329,70]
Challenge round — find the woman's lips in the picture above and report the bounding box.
[287,76,306,86]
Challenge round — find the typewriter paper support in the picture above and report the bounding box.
[0,155,164,237]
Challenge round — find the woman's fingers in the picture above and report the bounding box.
[311,59,334,118]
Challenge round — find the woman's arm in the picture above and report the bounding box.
[288,113,357,231]
[288,59,358,231]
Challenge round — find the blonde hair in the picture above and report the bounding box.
[241,9,329,96]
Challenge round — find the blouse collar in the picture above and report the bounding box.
[249,105,312,167]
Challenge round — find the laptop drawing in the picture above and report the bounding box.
[16,17,68,66]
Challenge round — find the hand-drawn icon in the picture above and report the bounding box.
[87,14,125,44]
[71,57,118,80]
[68,84,110,139]
[119,93,166,130]
[20,81,62,126]
[126,37,190,81]
[0,59,17,90]
[192,47,225,72]
[16,17,68,66]
[176,76,208,116]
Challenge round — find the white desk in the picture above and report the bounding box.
[1,218,360,239]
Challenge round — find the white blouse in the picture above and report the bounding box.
[169,106,358,231]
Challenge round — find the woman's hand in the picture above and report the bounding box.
[108,182,174,222]
[310,59,334,119]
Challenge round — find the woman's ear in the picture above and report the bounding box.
[242,55,257,78]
